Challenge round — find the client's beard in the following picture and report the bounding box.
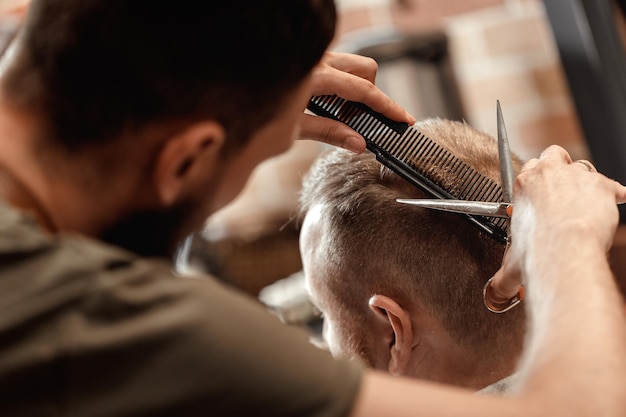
[100,200,199,260]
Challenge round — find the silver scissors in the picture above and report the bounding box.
[397,100,515,220]
[398,101,523,314]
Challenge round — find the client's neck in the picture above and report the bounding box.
[408,323,517,391]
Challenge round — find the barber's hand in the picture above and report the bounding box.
[299,51,415,153]
[490,145,626,299]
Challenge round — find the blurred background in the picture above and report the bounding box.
[1,0,625,335]
[334,0,590,161]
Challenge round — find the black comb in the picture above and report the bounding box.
[307,94,509,244]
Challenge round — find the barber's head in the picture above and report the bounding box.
[298,119,526,389]
[0,0,336,256]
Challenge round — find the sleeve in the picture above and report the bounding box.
[61,260,364,417]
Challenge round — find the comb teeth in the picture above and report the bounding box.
[307,94,508,244]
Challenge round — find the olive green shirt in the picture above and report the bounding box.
[0,202,362,416]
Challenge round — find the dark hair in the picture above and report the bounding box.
[298,119,526,358]
[2,0,336,153]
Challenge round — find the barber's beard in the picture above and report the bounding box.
[100,199,202,260]
[100,160,230,260]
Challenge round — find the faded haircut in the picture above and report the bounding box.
[298,118,526,358]
[1,0,336,156]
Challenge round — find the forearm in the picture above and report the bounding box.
[499,148,626,414]
[514,221,626,414]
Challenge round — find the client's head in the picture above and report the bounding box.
[298,118,526,390]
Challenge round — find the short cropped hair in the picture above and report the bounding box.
[298,119,526,358]
[2,0,335,154]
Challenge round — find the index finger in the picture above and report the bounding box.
[537,145,573,164]
[311,66,415,125]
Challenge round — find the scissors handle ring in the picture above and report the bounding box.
[483,277,524,313]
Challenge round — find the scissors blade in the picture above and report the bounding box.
[396,198,512,218]
[497,100,515,204]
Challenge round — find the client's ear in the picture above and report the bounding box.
[368,294,413,376]
[154,121,225,206]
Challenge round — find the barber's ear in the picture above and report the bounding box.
[154,121,225,206]
[368,294,413,377]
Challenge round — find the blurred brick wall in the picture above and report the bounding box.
[334,0,589,162]
[0,0,26,15]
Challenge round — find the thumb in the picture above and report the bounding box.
[487,244,523,303]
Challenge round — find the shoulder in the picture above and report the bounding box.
[0,203,363,416]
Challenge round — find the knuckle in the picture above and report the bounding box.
[319,125,338,144]
[363,56,378,73]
